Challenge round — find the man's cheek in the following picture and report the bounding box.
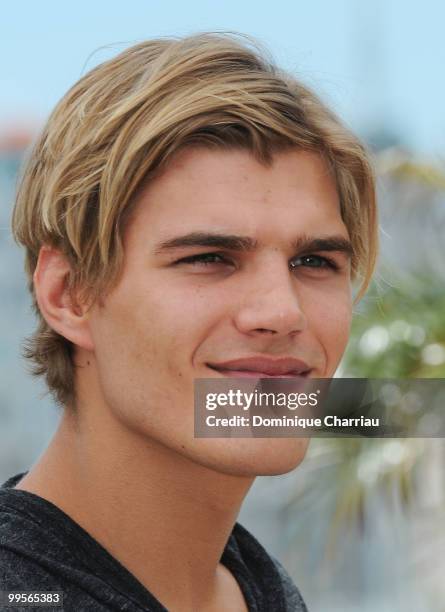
[313,298,352,358]
[329,303,352,342]
[330,304,353,360]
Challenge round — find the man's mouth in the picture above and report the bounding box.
[207,368,311,379]
[206,355,312,378]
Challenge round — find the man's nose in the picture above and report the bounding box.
[233,263,308,337]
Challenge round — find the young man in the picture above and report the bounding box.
[0,34,377,611]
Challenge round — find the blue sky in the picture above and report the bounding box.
[1,0,444,156]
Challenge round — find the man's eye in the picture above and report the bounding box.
[175,252,232,267]
[290,255,338,270]
[174,252,339,271]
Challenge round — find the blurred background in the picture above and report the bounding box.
[1,1,444,611]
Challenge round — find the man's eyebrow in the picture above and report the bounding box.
[293,235,353,257]
[154,232,258,254]
[153,232,353,257]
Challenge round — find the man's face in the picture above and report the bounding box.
[85,148,353,476]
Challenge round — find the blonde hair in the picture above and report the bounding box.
[12,33,378,410]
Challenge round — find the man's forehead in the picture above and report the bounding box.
[140,147,336,198]
[126,147,346,250]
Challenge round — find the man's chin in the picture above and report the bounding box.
[188,437,310,478]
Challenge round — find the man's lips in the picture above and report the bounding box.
[208,368,311,379]
[206,356,312,378]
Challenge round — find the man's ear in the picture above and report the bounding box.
[33,246,95,352]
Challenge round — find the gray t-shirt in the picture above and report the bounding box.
[0,473,307,611]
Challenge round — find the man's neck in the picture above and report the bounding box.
[15,406,254,611]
